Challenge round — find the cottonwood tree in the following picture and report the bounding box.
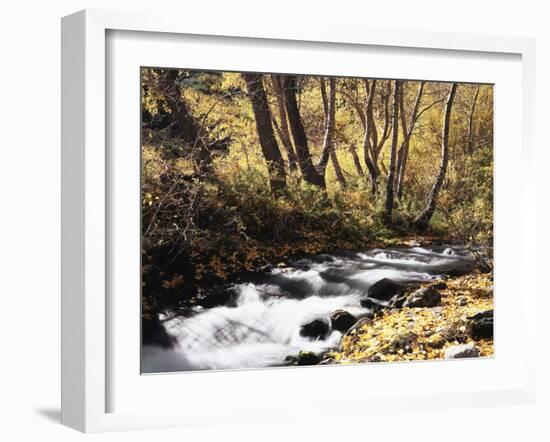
[395,81,425,199]
[281,75,325,188]
[242,73,287,195]
[415,83,458,230]
[466,85,480,154]
[318,77,346,189]
[384,80,401,222]
[270,75,299,171]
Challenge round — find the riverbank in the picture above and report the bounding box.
[329,271,493,364]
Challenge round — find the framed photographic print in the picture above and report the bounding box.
[62,9,537,432]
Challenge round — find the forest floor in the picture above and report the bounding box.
[329,271,494,364]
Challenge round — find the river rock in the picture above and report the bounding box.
[366,278,406,301]
[431,281,448,290]
[360,297,386,312]
[297,351,321,366]
[468,310,493,339]
[330,310,358,333]
[403,287,441,308]
[444,343,480,359]
[283,355,298,366]
[300,318,330,340]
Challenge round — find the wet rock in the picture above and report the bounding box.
[444,343,480,359]
[195,285,236,308]
[468,310,494,339]
[283,355,298,366]
[360,297,386,312]
[366,278,406,301]
[300,318,330,340]
[297,351,321,366]
[431,281,448,290]
[468,309,493,321]
[403,287,441,308]
[319,358,335,365]
[330,310,358,333]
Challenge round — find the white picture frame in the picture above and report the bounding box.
[61,9,537,433]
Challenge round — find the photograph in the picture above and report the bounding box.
[140,68,494,373]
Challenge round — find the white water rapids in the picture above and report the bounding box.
[142,245,474,373]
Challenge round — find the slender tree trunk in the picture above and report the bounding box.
[383,80,401,223]
[270,75,299,171]
[318,77,346,189]
[373,81,393,169]
[362,79,379,193]
[349,144,365,177]
[318,77,336,177]
[414,83,458,230]
[156,70,213,174]
[396,81,425,199]
[281,75,325,188]
[242,73,287,196]
[330,148,347,190]
[466,85,480,154]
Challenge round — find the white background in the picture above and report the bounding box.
[0,0,548,441]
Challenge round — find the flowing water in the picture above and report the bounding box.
[142,245,475,373]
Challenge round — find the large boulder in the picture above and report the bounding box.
[403,287,441,308]
[297,351,321,366]
[300,318,330,340]
[366,278,406,301]
[468,310,494,339]
[330,310,358,333]
[444,343,480,359]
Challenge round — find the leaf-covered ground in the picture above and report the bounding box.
[330,272,494,363]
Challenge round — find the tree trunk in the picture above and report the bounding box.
[396,81,425,199]
[383,80,401,223]
[414,83,458,230]
[156,70,213,174]
[270,75,299,171]
[242,73,287,196]
[318,77,336,178]
[348,144,365,177]
[330,148,347,190]
[362,79,379,193]
[281,75,325,188]
[466,85,480,154]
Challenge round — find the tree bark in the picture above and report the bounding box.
[466,85,480,154]
[383,80,401,223]
[348,144,365,177]
[396,81,425,199]
[281,75,325,188]
[270,74,299,171]
[414,83,458,230]
[318,77,336,177]
[362,79,379,193]
[318,77,346,190]
[330,148,347,190]
[242,73,287,196]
